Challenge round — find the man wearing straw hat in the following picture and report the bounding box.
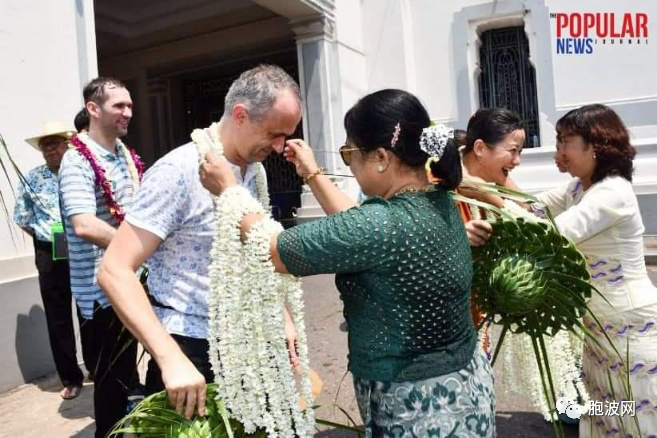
[13,121,85,400]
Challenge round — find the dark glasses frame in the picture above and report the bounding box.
[339,144,360,166]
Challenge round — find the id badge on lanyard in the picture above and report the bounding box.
[50,222,68,260]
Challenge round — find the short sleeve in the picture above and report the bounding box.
[58,150,97,217]
[125,161,191,240]
[277,199,392,277]
[13,180,34,229]
[553,178,634,244]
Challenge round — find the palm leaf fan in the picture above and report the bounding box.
[453,182,625,437]
[471,216,591,337]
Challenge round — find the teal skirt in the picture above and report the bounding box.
[354,348,496,437]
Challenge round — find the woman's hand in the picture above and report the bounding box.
[465,220,493,247]
[459,176,505,208]
[284,139,320,180]
[283,308,300,368]
[199,151,237,195]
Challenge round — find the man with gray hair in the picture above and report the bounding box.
[98,65,302,418]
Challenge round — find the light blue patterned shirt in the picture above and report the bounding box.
[13,165,61,242]
[59,137,136,319]
[125,142,260,339]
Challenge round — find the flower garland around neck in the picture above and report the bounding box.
[191,123,315,437]
[193,122,269,208]
[70,132,144,223]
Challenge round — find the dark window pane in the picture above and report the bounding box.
[479,26,541,148]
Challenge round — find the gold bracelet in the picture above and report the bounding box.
[303,167,324,184]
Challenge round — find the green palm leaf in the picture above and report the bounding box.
[471,217,591,336]
[0,133,43,246]
[109,384,268,438]
[110,384,363,437]
[455,182,626,437]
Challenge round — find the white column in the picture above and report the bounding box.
[292,16,342,174]
[291,16,349,222]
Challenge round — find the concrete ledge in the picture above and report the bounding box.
[0,254,37,285]
[0,276,55,393]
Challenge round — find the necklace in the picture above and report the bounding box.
[393,184,435,197]
[70,133,144,222]
[191,122,269,209]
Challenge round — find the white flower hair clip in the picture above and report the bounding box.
[419,124,453,160]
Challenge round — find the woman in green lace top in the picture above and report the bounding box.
[201,89,495,437]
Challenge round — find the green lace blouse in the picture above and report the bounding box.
[277,190,476,382]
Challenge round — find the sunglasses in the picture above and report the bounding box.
[339,144,360,166]
[40,138,67,151]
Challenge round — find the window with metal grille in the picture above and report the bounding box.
[479,26,541,148]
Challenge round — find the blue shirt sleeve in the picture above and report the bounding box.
[58,150,97,218]
[13,179,34,231]
[125,161,191,240]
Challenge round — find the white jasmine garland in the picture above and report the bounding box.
[193,122,270,209]
[192,124,315,437]
[501,198,541,222]
[118,142,141,193]
[498,330,588,421]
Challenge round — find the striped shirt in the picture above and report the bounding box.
[13,165,61,242]
[59,137,136,319]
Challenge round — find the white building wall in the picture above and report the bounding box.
[0,0,97,275]
[333,0,367,182]
[333,0,657,201]
[0,0,97,391]
[360,0,410,92]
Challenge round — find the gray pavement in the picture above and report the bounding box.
[2,268,656,437]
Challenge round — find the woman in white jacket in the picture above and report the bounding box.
[534,104,657,437]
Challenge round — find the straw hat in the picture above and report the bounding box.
[25,121,75,150]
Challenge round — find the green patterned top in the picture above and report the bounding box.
[277,190,476,382]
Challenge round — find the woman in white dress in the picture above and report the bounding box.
[530,104,657,437]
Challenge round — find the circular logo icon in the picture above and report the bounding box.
[556,396,583,420]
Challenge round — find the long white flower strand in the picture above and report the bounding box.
[117,141,141,194]
[284,274,315,434]
[194,126,263,430]
[213,188,265,431]
[192,124,315,436]
[245,219,295,436]
[237,204,273,433]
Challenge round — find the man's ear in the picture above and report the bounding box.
[86,101,101,119]
[231,104,249,126]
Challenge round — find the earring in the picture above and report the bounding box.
[377,165,384,173]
